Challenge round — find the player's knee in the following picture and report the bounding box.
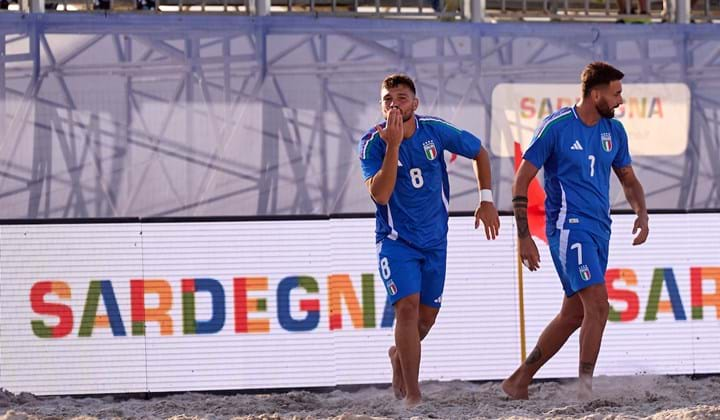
[560,312,584,330]
[418,317,435,337]
[394,299,419,322]
[584,299,609,322]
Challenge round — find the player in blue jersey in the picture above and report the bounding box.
[502,62,649,400]
[358,74,500,407]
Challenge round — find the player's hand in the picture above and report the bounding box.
[474,201,500,240]
[518,236,540,271]
[632,213,649,246]
[375,107,403,149]
[375,106,405,147]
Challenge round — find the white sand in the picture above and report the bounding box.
[1,375,719,419]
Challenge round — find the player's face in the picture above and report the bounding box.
[380,85,418,123]
[595,80,624,118]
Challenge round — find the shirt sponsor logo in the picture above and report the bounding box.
[423,140,438,160]
[570,140,583,151]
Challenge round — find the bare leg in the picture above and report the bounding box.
[417,303,439,341]
[502,294,584,399]
[390,296,439,407]
[576,283,610,400]
[388,346,405,399]
[393,293,422,406]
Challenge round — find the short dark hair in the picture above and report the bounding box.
[581,62,624,98]
[381,73,416,96]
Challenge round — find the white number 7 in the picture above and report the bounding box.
[588,155,595,177]
[570,242,583,265]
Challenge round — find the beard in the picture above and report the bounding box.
[597,99,616,118]
[402,112,414,122]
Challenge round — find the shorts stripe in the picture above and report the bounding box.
[559,228,570,274]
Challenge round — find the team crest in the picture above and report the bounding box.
[386,279,398,296]
[579,265,591,281]
[423,140,438,160]
[601,132,612,152]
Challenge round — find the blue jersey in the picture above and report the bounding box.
[523,106,632,240]
[358,115,483,249]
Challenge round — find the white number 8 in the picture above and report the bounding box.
[410,168,424,188]
[380,257,391,279]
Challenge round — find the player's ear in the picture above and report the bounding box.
[412,97,418,111]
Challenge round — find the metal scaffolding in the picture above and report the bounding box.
[0,15,718,219]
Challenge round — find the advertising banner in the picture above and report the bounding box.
[490,83,691,157]
[0,214,717,395]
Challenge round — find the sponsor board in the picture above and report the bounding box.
[0,214,717,395]
[490,83,691,157]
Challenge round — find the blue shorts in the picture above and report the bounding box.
[376,238,447,308]
[548,229,609,297]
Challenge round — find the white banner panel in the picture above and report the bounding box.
[139,220,337,392]
[0,224,147,395]
[490,83,691,157]
[522,214,720,379]
[0,213,718,395]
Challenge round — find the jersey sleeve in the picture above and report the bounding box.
[431,119,483,159]
[358,130,385,181]
[522,117,555,169]
[612,120,632,169]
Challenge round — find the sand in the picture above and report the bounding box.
[1,375,719,419]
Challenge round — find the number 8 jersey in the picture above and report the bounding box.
[358,115,483,249]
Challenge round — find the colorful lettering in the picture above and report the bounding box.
[538,97,552,119]
[648,97,663,118]
[182,278,226,335]
[691,267,720,320]
[130,279,173,336]
[328,274,377,330]
[234,277,269,333]
[520,97,535,119]
[30,281,73,338]
[277,276,320,332]
[645,268,687,321]
[79,280,126,337]
[606,269,640,322]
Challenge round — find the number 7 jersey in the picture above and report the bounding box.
[358,115,483,249]
[522,106,632,241]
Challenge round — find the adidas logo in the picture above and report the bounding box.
[570,140,583,151]
[397,160,403,167]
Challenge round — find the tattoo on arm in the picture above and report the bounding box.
[579,362,595,376]
[513,196,530,239]
[516,211,530,239]
[525,347,542,365]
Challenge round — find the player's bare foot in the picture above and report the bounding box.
[404,393,422,408]
[388,346,405,399]
[501,377,529,400]
[578,376,593,400]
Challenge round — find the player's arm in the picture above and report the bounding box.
[365,108,403,205]
[472,147,500,240]
[613,164,649,246]
[513,159,541,271]
[365,147,400,205]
